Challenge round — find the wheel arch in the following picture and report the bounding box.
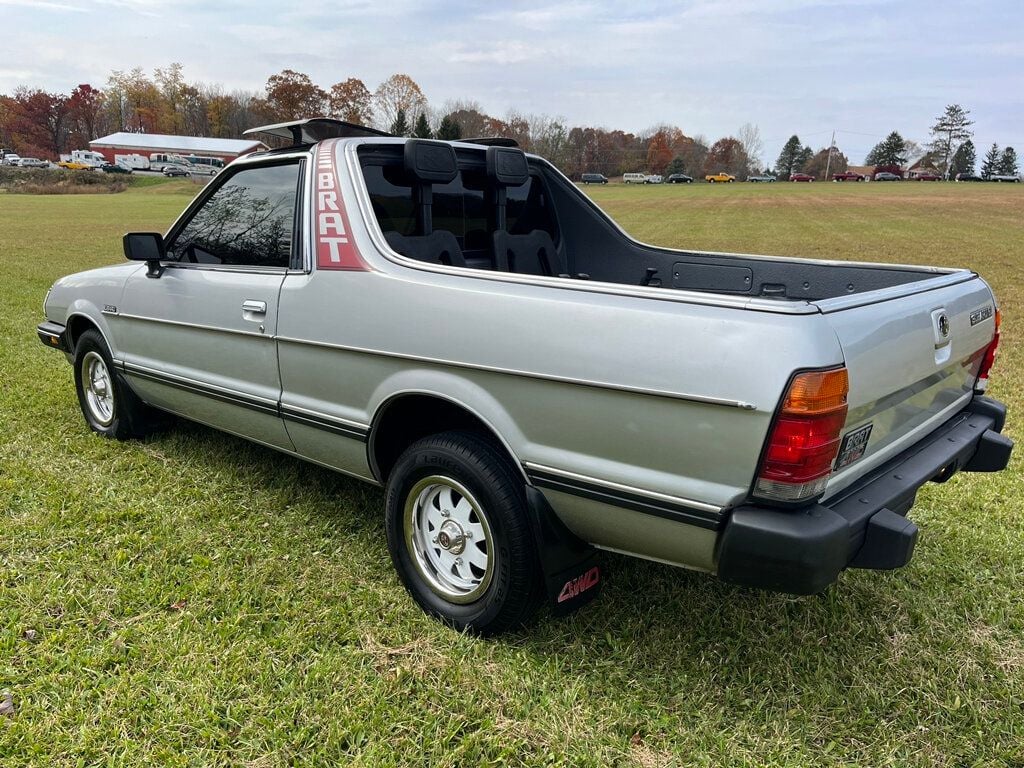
[367,388,529,486]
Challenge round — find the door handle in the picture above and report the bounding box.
[242,300,267,315]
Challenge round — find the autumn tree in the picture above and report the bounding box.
[261,69,326,121]
[67,84,106,145]
[980,143,1000,179]
[997,146,1018,176]
[435,114,461,140]
[645,129,674,174]
[736,123,763,169]
[703,137,748,178]
[154,63,187,133]
[949,139,976,177]
[928,104,973,178]
[412,112,432,139]
[803,146,848,179]
[8,89,70,157]
[374,74,426,131]
[328,78,373,125]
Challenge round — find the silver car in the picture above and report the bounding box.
[38,119,1012,634]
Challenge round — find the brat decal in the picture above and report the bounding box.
[315,139,368,270]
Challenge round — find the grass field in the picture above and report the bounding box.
[1,182,1022,766]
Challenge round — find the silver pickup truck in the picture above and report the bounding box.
[38,119,1012,634]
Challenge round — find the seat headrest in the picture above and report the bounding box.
[404,140,458,184]
[486,145,529,187]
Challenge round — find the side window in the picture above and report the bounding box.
[167,162,301,268]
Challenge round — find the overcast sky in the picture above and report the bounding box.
[1,0,1021,164]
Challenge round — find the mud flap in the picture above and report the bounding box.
[525,486,602,616]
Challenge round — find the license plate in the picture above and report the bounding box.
[835,423,873,469]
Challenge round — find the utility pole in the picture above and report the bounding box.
[823,130,836,181]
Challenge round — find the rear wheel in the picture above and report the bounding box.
[385,431,542,635]
[74,329,167,439]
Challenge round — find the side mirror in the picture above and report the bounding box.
[123,232,166,278]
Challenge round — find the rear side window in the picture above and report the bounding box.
[167,161,302,268]
[360,152,557,250]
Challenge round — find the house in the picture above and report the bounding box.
[904,154,943,179]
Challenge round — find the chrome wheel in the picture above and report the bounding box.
[404,475,494,604]
[82,351,114,426]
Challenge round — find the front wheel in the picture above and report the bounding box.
[385,431,542,635]
[74,329,167,439]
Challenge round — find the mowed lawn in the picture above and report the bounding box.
[1,181,1022,767]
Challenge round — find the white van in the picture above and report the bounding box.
[622,172,647,184]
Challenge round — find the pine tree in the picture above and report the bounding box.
[412,112,432,139]
[865,131,907,168]
[997,146,1019,177]
[928,104,973,178]
[793,145,813,171]
[774,135,802,178]
[435,114,461,141]
[665,156,685,175]
[389,108,410,137]
[980,143,1000,179]
[949,140,976,177]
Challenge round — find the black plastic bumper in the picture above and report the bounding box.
[37,321,69,352]
[717,396,1012,595]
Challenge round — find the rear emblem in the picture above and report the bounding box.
[937,313,950,338]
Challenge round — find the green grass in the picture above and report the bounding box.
[2,183,1023,766]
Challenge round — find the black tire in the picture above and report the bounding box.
[73,329,167,439]
[385,430,542,635]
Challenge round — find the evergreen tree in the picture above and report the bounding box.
[435,114,461,140]
[949,140,976,177]
[794,145,813,171]
[389,108,410,137]
[980,143,1000,179]
[865,131,907,168]
[412,112,432,139]
[997,146,1019,176]
[928,104,973,178]
[665,156,685,175]
[774,135,803,178]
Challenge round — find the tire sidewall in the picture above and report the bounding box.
[385,435,535,633]
[74,330,128,438]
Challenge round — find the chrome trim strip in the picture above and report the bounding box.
[116,312,271,339]
[275,334,756,410]
[524,462,723,514]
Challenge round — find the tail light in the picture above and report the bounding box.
[975,309,1001,392]
[755,367,849,503]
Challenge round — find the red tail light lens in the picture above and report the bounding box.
[755,367,849,502]
[975,309,1001,392]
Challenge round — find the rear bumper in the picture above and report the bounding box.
[716,396,1012,595]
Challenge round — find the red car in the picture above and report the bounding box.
[789,172,815,182]
[832,171,865,182]
[915,172,942,181]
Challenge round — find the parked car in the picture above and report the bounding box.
[832,171,864,182]
[705,172,735,183]
[989,174,1021,183]
[622,172,647,184]
[747,174,776,183]
[580,173,608,185]
[99,163,132,174]
[57,160,94,171]
[955,173,984,182]
[645,175,663,184]
[37,119,1012,634]
[16,157,49,168]
[914,172,942,181]
[874,172,902,181]
[666,173,693,183]
[789,173,815,182]
[162,164,191,177]
[3,153,22,166]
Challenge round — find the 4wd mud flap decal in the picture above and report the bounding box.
[315,139,368,271]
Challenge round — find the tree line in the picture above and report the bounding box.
[1,68,1017,180]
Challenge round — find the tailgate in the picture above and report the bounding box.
[818,275,997,500]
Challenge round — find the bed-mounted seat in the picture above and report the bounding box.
[486,145,571,277]
[384,139,466,267]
